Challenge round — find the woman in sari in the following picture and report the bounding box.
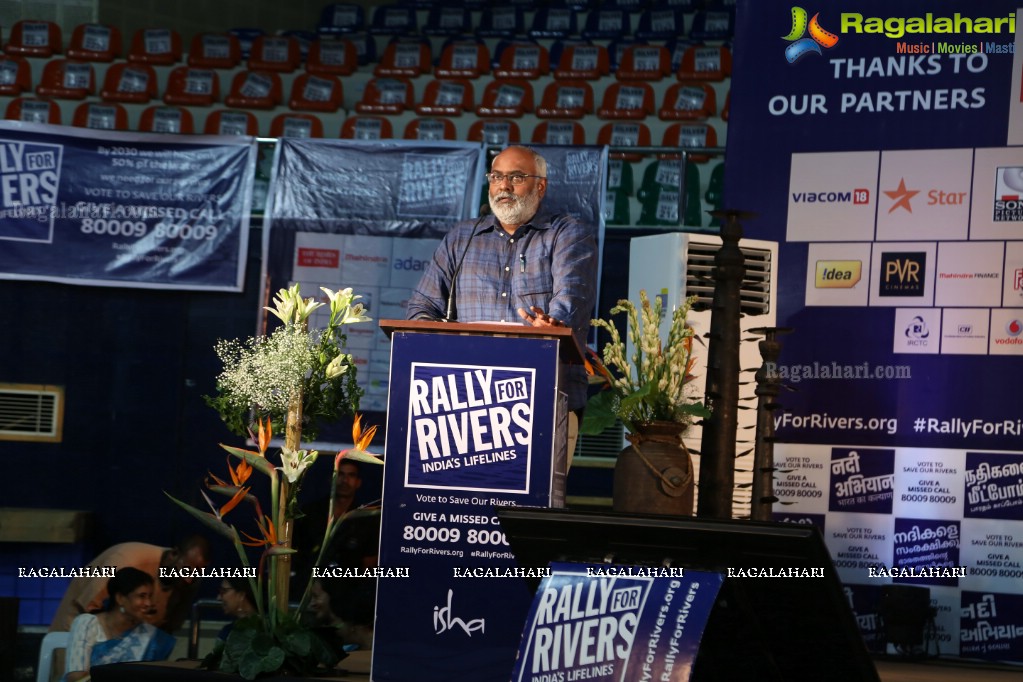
[64,567,176,681]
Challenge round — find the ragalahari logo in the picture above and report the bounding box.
[783,7,839,63]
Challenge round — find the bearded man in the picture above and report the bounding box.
[406,145,598,452]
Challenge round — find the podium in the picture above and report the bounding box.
[371,320,582,682]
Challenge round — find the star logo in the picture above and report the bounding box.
[884,178,919,213]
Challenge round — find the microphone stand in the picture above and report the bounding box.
[444,204,491,322]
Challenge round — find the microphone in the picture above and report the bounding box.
[444,202,491,322]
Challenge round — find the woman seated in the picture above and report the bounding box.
[64,567,175,682]
[215,575,257,640]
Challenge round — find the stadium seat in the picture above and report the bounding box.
[163,66,220,106]
[531,120,585,145]
[224,70,284,109]
[604,0,646,9]
[280,29,317,59]
[677,45,732,81]
[369,4,417,35]
[67,24,121,61]
[529,6,577,39]
[597,81,655,119]
[5,20,62,57]
[606,157,635,195]
[424,6,471,36]
[476,79,534,117]
[467,119,521,147]
[661,122,719,163]
[270,112,324,138]
[416,78,474,116]
[204,109,259,136]
[374,37,431,78]
[666,37,697,73]
[604,187,632,225]
[35,59,95,99]
[404,117,457,141]
[552,43,609,80]
[5,97,61,124]
[354,77,413,114]
[616,45,671,81]
[228,28,264,59]
[0,56,32,96]
[494,42,549,80]
[535,80,593,119]
[658,82,716,120]
[99,63,158,103]
[139,105,195,134]
[606,38,640,73]
[248,35,301,72]
[638,160,702,226]
[344,32,377,66]
[317,3,365,34]
[635,8,687,41]
[580,10,629,40]
[187,33,241,69]
[435,40,490,79]
[478,7,525,38]
[288,73,343,112]
[306,37,358,76]
[705,161,725,216]
[721,89,730,121]
[690,9,735,41]
[597,121,651,162]
[72,102,128,130]
[127,28,182,65]
[340,115,393,140]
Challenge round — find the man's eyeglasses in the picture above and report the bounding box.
[485,172,544,186]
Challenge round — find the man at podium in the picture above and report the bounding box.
[406,145,598,453]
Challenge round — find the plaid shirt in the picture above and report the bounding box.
[406,208,598,410]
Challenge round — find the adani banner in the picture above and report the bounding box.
[729,0,1023,661]
[0,122,255,290]
[374,330,567,682]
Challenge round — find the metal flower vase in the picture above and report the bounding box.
[613,421,695,515]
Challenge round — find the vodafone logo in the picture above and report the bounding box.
[1007,319,1023,337]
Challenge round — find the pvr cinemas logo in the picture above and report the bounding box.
[815,260,861,288]
[879,252,926,297]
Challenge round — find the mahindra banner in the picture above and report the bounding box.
[0,122,255,290]
[729,0,1023,662]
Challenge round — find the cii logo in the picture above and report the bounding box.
[815,260,861,288]
[783,7,839,63]
[879,252,926,297]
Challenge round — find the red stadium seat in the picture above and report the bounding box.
[535,80,593,119]
[35,59,95,99]
[476,79,534,117]
[404,117,456,141]
[204,109,259,136]
[139,105,195,134]
[248,35,302,72]
[100,63,158,103]
[616,44,671,81]
[597,121,651,162]
[552,43,609,80]
[597,81,655,119]
[467,119,521,147]
[0,56,32,96]
[374,38,431,78]
[531,120,585,146]
[67,24,121,61]
[721,89,730,122]
[340,115,393,140]
[127,27,182,65]
[5,21,62,57]
[660,122,719,163]
[270,113,324,138]
[163,66,220,106]
[72,102,128,130]
[5,97,61,124]
[224,70,284,109]
[187,33,241,69]
[354,77,413,114]
[658,82,717,121]
[677,45,732,82]
[416,78,474,116]
[306,37,358,76]
[435,40,490,79]
[493,42,549,79]
[288,73,344,112]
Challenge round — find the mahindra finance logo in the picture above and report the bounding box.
[879,252,926,297]
[815,260,861,288]
[783,7,839,63]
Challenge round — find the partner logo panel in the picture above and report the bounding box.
[869,243,935,306]
[787,151,878,242]
[876,148,971,242]
[805,242,871,307]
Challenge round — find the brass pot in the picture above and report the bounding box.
[612,421,694,516]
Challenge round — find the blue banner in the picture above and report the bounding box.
[512,563,723,682]
[0,122,255,290]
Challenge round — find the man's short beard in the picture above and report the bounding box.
[490,188,541,226]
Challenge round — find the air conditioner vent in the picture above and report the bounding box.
[0,384,64,442]
[686,242,773,316]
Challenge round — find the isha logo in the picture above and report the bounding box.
[782,7,839,63]
[433,589,485,636]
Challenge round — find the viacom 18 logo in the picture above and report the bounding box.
[0,139,63,242]
[406,363,533,492]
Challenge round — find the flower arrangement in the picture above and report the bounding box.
[582,290,710,435]
[166,284,381,679]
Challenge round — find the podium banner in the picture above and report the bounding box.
[0,122,255,290]
[373,328,567,682]
[512,563,724,682]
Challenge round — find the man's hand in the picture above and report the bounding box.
[518,306,564,327]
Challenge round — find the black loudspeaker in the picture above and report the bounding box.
[879,584,936,653]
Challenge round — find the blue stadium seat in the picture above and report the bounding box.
[580,10,630,40]
[529,6,578,39]
[478,7,525,39]
[317,4,365,34]
[369,4,418,35]
[635,9,687,42]
[690,8,736,41]
[424,6,471,36]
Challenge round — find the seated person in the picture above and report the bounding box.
[64,567,175,681]
[306,575,375,652]
[216,575,257,640]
